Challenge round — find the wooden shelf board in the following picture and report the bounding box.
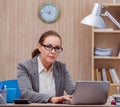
[102,3,120,6]
[110,84,120,86]
[94,29,120,33]
[94,56,120,59]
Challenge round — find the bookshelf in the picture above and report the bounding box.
[92,4,120,96]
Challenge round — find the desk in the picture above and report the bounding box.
[0,103,116,107]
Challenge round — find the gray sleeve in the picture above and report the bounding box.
[17,62,52,103]
[63,64,75,95]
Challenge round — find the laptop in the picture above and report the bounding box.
[63,81,110,105]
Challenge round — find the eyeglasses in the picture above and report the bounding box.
[41,44,63,53]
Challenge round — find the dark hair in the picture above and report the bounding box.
[32,30,62,58]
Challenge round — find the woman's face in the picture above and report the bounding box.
[38,35,62,66]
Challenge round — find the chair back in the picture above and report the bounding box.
[0,79,21,103]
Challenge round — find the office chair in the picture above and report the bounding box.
[0,79,21,103]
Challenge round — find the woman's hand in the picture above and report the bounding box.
[49,95,72,103]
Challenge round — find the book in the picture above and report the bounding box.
[118,51,120,57]
[94,68,97,81]
[106,69,113,83]
[95,69,99,81]
[109,68,120,84]
[94,47,112,56]
[101,68,108,81]
[98,69,101,81]
[95,68,102,81]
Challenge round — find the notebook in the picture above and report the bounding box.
[63,81,110,105]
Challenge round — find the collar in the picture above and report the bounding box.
[37,56,53,73]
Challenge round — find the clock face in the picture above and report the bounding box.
[39,2,60,23]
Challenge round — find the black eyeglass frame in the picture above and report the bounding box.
[41,44,63,52]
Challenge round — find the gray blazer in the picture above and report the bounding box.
[17,55,75,103]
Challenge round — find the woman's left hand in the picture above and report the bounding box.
[62,95,72,101]
[49,95,73,103]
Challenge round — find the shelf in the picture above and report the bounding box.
[110,84,120,86]
[94,29,120,33]
[94,56,120,59]
[102,3,120,7]
[92,4,120,96]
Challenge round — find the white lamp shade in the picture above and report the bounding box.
[81,3,106,29]
[81,14,106,29]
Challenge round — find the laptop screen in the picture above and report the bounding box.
[71,81,110,105]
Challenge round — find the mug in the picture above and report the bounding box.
[7,88,17,103]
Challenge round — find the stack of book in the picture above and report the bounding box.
[94,47,112,56]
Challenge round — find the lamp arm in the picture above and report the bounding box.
[102,11,120,28]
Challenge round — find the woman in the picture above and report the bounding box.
[17,30,75,103]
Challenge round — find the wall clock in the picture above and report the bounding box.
[39,2,60,23]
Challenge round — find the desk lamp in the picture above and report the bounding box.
[81,3,120,29]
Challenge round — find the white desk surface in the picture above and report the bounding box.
[0,103,116,107]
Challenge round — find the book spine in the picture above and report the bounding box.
[95,68,102,81]
[118,51,120,57]
[109,68,120,83]
[101,68,108,81]
[106,69,113,83]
